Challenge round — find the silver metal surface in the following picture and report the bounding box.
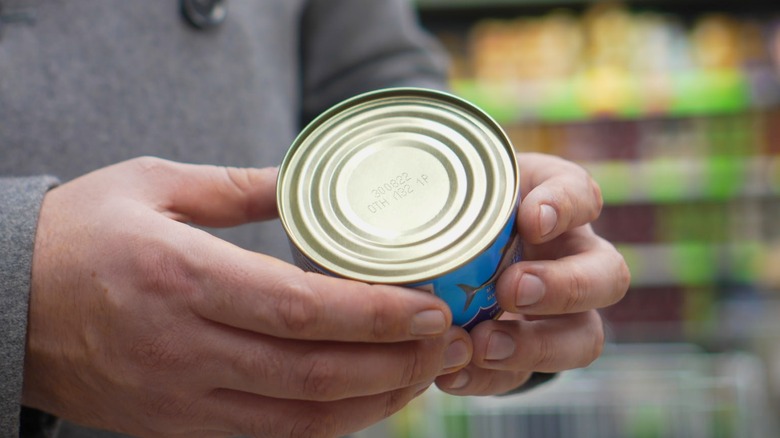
[278,88,518,284]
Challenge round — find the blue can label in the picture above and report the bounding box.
[410,212,521,331]
[289,211,521,331]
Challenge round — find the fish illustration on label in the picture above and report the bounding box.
[406,213,521,330]
[457,234,522,311]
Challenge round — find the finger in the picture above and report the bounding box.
[122,156,280,226]
[467,311,605,373]
[435,366,532,396]
[496,228,630,315]
[517,152,603,244]
[203,325,471,401]
[177,230,454,342]
[203,384,433,438]
[134,208,456,344]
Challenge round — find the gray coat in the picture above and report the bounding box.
[0,0,448,435]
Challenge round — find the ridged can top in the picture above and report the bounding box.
[277,88,519,284]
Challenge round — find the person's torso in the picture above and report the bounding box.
[1,0,307,256]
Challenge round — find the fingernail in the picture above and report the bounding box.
[448,370,471,390]
[485,331,515,361]
[443,340,470,370]
[516,274,545,307]
[539,204,557,237]
[411,310,447,336]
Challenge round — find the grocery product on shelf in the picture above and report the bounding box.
[417,1,780,345]
[360,3,780,438]
[365,345,778,438]
[440,3,780,122]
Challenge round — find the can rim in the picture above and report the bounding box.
[277,87,519,284]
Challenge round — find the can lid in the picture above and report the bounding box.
[278,88,518,284]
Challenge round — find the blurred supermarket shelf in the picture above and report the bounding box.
[423,2,780,123]
[399,2,780,436]
[451,68,780,124]
[583,156,780,204]
[507,112,780,162]
[415,0,775,8]
[356,344,779,438]
[416,0,584,9]
[414,0,776,10]
[614,241,777,287]
[594,198,779,244]
[598,242,780,343]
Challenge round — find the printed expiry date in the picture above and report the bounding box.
[367,172,429,214]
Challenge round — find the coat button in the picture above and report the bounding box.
[180,0,227,30]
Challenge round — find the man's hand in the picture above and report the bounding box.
[436,152,631,395]
[24,157,472,437]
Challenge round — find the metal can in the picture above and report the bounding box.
[277,87,521,330]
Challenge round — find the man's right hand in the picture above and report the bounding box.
[24,157,472,437]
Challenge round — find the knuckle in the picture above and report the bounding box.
[531,335,557,370]
[130,334,187,372]
[277,276,323,335]
[398,342,428,386]
[600,241,632,305]
[562,268,589,313]
[136,240,196,299]
[131,155,163,168]
[223,166,254,193]
[583,313,606,367]
[616,253,632,296]
[370,300,393,341]
[299,356,345,400]
[588,176,604,219]
[233,347,278,384]
[564,311,606,370]
[130,155,173,176]
[221,166,254,217]
[462,368,500,395]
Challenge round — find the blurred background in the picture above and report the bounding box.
[359,0,780,436]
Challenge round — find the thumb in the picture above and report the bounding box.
[126,156,280,227]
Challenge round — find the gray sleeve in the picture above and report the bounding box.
[0,176,59,436]
[299,0,450,123]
